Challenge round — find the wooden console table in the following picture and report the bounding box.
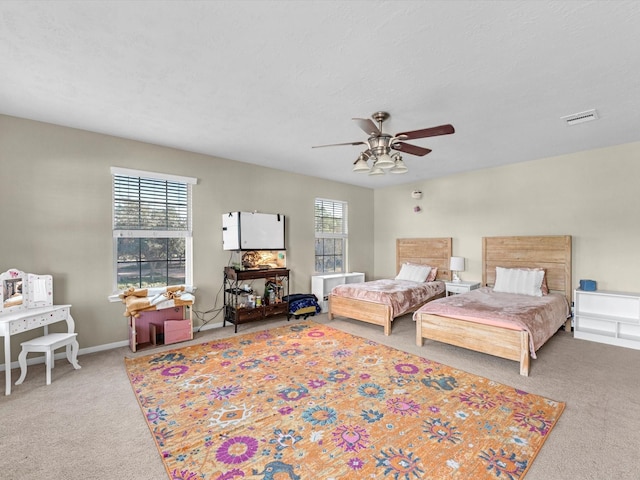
[0,304,78,395]
[223,267,289,332]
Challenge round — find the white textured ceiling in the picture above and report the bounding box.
[2,1,640,188]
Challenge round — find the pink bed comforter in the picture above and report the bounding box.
[413,287,570,358]
[331,279,445,319]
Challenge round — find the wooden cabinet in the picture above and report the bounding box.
[574,289,640,349]
[311,272,365,312]
[224,267,289,332]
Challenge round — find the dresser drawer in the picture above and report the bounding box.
[164,319,192,345]
[447,284,469,295]
[10,307,70,334]
[236,307,264,322]
[265,303,288,317]
[446,282,480,296]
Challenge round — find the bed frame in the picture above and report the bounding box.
[328,237,452,335]
[416,235,572,376]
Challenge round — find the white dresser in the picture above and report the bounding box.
[573,289,640,349]
[311,272,365,312]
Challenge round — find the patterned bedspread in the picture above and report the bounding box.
[413,287,570,357]
[331,279,445,318]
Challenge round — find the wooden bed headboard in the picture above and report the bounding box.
[482,235,572,302]
[396,238,452,281]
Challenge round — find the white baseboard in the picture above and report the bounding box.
[195,321,224,332]
[0,322,225,372]
[0,339,130,372]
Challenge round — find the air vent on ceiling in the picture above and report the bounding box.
[561,109,599,126]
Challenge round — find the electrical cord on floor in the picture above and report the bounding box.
[194,307,224,332]
[194,256,262,332]
[194,281,225,332]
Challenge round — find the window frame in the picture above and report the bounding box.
[111,167,197,293]
[314,197,348,274]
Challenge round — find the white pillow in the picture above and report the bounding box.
[395,263,432,283]
[493,267,545,297]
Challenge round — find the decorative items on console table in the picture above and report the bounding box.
[0,268,80,395]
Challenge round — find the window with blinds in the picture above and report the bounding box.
[112,168,195,291]
[113,176,189,231]
[314,198,348,273]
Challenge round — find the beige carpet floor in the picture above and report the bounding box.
[1,312,639,479]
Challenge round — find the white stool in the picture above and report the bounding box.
[15,333,81,386]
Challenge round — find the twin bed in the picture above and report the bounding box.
[328,237,452,336]
[329,235,572,376]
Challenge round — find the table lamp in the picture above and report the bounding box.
[449,256,465,283]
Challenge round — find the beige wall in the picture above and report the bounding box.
[0,115,374,362]
[374,142,640,294]
[3,113,640,364]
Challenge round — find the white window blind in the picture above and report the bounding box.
[113,175,191,233]
[111,167,195,291]
[314,198,347,236]
[314,198,348,273]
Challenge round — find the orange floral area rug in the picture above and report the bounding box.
[124,321,564,480]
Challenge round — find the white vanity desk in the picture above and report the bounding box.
[0,305,78,395]
[0,268,80,395]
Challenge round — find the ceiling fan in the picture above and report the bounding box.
[312,111,455,175]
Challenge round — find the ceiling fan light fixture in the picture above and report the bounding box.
[374,152,395,169]
[312,111,455,178]
[368,164,384,176]
[367,135,395,169]
[353,155,370,173]
[390,155,408,174]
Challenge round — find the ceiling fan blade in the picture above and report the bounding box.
[353,118,381,136]
[392,142,432,156]
[395,124,455,140]
[312,141,367,148]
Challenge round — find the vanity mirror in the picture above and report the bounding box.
[1,269,54,313]
[1,268,27,313]
[26,273,53,308]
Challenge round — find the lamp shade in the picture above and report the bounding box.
[390,155,408,174]
[368,165,384,176]
[449,256,465,272]
[374,152,395,169]
[353,156,370,172]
